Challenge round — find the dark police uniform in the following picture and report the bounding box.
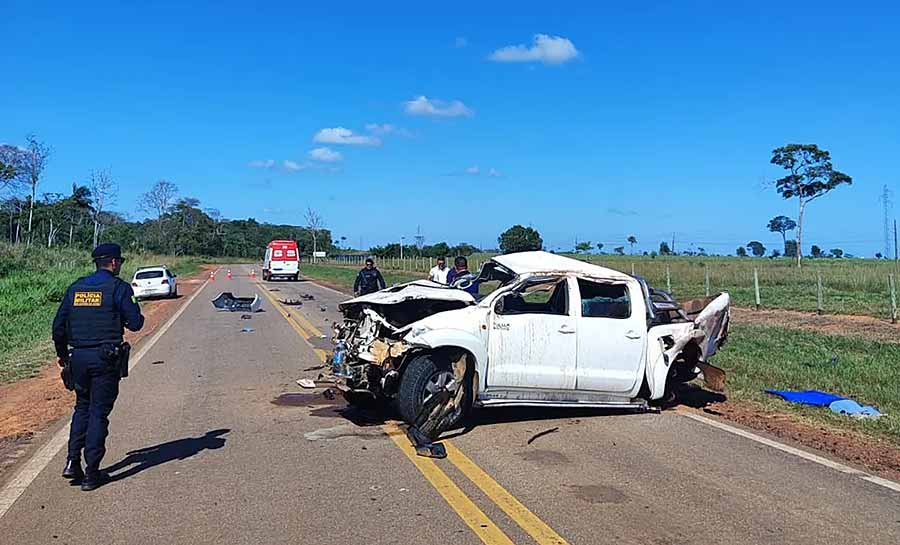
[52,244,143,489]
[353,264,386,295]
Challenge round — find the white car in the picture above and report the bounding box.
[334,251,730,436]
[132,266,178,299]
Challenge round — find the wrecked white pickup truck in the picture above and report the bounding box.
[334,251,729,438]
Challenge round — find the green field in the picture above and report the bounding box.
[300,261,900,443]
[314,253,900,319]
[0,243,209,384]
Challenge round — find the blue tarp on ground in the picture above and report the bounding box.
[765,389,846,406]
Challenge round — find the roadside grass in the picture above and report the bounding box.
[0,243,207,385]
[302,263,899,442]
[717,324,900,443]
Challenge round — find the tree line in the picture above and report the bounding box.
[0,136,333,258]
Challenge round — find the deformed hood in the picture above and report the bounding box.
[338,280,476,311]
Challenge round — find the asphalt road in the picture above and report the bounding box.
[1,264,898,544]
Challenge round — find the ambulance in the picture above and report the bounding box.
[262,240,300,281]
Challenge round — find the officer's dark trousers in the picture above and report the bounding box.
[67,347,120,473]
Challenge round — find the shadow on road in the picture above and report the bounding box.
[103,429,230,482]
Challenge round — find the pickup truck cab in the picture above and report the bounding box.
[334,251,729,435]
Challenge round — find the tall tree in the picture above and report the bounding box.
[770,144,852,267]
[627,235,637,254]
[614,246,625,256]
[0,145,24,195]
[498,225,543,253]
[0,160,16,187]
[595,242,604,253]
[89,170,117,247]
[659,241,671,255]
[139,179,178,251]
[20,136,51,245]
[304,206,325,261]
[736,246,747,257]
[575,240,592,253]
[767,215,796,253]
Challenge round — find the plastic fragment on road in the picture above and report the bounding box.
[241,327,254,333]
[211,292,262,313]
[828,399,882,418]
[765,389,845,407]
[297,378,316,389]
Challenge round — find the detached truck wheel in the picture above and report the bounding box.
[397,353,471,435]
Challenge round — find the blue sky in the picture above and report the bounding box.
[2,1,899,256]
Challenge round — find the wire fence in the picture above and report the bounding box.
[301,255,900,321]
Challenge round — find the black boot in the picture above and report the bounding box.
[80,470,108,492]
[62,459,84,481]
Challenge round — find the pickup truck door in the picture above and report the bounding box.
[574,278,647,393]
[487,277,577,390]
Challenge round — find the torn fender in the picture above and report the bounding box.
[645,292,730,399]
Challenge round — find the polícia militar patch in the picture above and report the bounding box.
[73,292,103,306]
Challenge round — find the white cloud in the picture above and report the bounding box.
[489,34,579,65]
[465,165,480,175]
[365,123,395,135]
[404,96,473,118]
[455,36,468,48]
[488,168,502,178]
[282,160,307,171]
[308,147,342,163]
[248,159,276,169]
[313,127,380,146]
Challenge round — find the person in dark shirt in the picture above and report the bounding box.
[353,257,386,296]
[52,243,144,491]
[446,256,480,296]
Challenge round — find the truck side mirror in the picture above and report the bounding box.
[494,294,506,314]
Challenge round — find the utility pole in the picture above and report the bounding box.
[894,220,900,263]
[400,236,404,260]
[671,232,676,255]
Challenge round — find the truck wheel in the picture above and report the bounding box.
[397,353,471,435]
[171,285,178,298]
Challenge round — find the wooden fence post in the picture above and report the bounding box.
[816,271,824,315]
[890,273,897,324]
[631,263,635,276]
[705,265,710,297]
[666,264,671,293]
[753,268,761,310]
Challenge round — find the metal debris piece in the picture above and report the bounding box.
[281,299,304,306]
[303,364,326,372]
[240,314,252,320]
[241,327,254,333]
[297,378,316,389]
[212,292,262,312]
[526,427,559,445]
[300,293,315,301]
[319,306,327,312]
[322,388,336,400]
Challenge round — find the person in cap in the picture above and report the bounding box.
[52,243,144,491]
[353,257,386,296]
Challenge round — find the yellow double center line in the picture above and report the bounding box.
[257,279,569,545]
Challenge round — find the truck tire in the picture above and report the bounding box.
[397,353,471,434]
[171,285,178,298]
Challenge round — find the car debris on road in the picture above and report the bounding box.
[212,292,262,313]
[331,251,731,443]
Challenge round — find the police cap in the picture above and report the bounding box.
[91,243,123,261]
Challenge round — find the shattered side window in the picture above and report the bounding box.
[498,278,568,316]
[578,279,630,319]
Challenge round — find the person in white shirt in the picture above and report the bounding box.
[428,256,449,284]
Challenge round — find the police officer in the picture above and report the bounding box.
[52,243,144,491]
[353,257,386,296]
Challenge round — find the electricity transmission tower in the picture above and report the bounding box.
[414,225,425,250]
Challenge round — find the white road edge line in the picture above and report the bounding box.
[0,267,220,520]
[680,411,900,494]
